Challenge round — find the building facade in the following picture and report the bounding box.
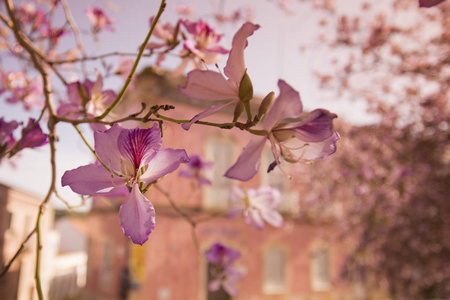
[82,69,373,300]
[0,183,57,300]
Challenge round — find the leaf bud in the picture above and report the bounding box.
[233,102,245,122]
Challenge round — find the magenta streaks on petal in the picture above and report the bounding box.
[275,109,337,143]
[117,123,162,170]
[119,184,155,245]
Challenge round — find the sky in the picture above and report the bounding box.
[0,0,374,208]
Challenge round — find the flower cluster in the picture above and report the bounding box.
[179,22,339,181]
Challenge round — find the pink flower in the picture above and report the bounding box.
[228,185,283,229]
[178,22,260,130]
[179,154,213,185]
[172,20,229,76]
[57,72,116,130]
[0,71,43,110]
[145,17,179,66]
[0,118,19,158]
[85,7,115,34]
[205,243,243,297]
[225,80,339,181]
[18,118,48,150]
[62,123,189,245]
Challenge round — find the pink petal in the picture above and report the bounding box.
[275,109,337,143]
[225,137,266,181]
[119,184,155,245]
[94,123,124,171]
[61,164,126,195]
[178,69,238,101]
[117,123,162,169]
[224,22,260,86]
[261,210,284,228]
[263,80,303,131]
[181,100,238,130]
[246,208,265,230]
[139,148,189,184]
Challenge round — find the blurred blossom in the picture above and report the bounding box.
[0,118,19,158]
[226,80,339,181]
[85,6,115,34]
[62,123,189,245]
[114,56,134,81]
[18,118,47,150]
[176,4,195,17]
[179,22,259,130]
[179,154,213,185]
[16,2,47,28]
[228,185,283,229]
[173,19,229,76]
[418,0,445,7]
[205,243,243,297]
[57,72,117,130]
[146,17,179,66]
[0,118,47,161]
[0,70,43,110]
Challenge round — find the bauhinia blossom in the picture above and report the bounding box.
[57,72,116,130]
[146,17,179,67]
[205,243,244,297]
[225,80,339,181]
[178,22,260,130]
[418,0,445,7]
[228,185,283,229]
[0,118,47,161]
[85,6,115,34]
[62,123,189,245]
[179,154,213,185]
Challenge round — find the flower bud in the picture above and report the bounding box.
[256,91,275,121]
[233,102,245,122]
[239,70,253,102]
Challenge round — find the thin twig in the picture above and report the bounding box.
[59,0,88,75]
[97,0,167,120]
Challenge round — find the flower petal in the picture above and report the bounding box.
[94,123,124,171]
[281,131,340,161]
[139,148,189,184]
[261,210,284,228]
[181,100,238,130]
[224,22,260,86]
[246,208,265,230]
[119,184,155,245]
[178,69,238,100]
[263,80,303,131]
[117,123,162,169]
[225,137,266,181]
[61,164,126,195]
[274,109,337,143]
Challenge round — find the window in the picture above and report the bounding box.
[203,136,235,211]
[263,246,287,294]
[311,248,331,291]
[260,149,299,214]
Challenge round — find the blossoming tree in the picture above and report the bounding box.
[0,0,341,298]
